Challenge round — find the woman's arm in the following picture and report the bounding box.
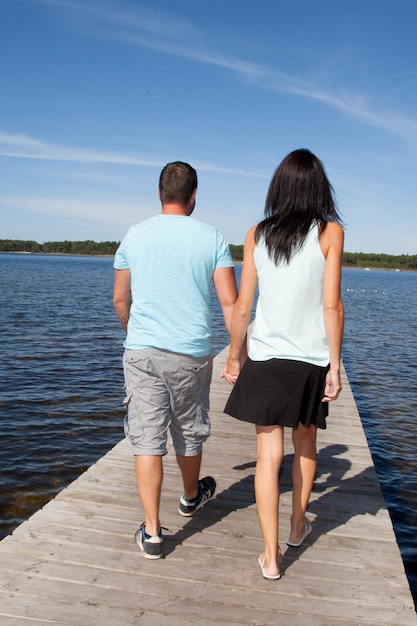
[221,227,258,384]
[320,222,344,402]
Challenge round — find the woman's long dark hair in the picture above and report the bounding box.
[255,149,342,264]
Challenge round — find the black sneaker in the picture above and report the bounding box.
[178,476,216,517]
[135,523,163,559]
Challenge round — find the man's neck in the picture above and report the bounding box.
[161,203,190,216]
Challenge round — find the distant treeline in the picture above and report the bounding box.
[230,244,417,270]
[0,239,119,256]
[342,252,417,270]
[1,240,416,270]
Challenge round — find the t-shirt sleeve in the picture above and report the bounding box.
[215,230,234,268]
[113,237,129,270]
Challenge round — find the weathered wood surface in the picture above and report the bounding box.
[0,348,415,625]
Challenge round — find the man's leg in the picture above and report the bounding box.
[135,455,163,536]
[176,450,216,517]
[123,349,171,544]
[176,452,202,500]
[123,349,174,559]
[165,351,215,515]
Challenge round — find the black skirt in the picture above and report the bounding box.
[224,357,329,429]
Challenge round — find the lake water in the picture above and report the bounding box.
[0,253,416,607]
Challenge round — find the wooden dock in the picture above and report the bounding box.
[0,347,415,625]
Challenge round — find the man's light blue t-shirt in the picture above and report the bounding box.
[114,214,234,357]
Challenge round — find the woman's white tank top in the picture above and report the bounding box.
[249,224,329,367]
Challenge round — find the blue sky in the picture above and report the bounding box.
[1,0,416,254]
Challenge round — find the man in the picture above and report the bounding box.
[113,161,237,559]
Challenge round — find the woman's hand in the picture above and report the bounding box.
[220,356,241,385]
[322,367,342,402]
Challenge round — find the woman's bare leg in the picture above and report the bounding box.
[288,423,317,543]
[255,425,284,577]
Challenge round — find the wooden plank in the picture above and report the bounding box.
[0,347,415,625]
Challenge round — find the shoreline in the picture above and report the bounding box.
[2,251,416,271]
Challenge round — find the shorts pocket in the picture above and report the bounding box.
[177,359,210,397]
[194,404,211,439]
[123,352,153,390]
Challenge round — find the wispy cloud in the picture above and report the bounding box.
[0,131,163,166]
[34,0,417,144]
[128,37,417,144]
[0,131,269,178]
[33,0,200,40]
[0,194,135,221]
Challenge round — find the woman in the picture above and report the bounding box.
[221,149,344,580]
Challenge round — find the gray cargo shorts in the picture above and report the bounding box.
[123,347,213,456]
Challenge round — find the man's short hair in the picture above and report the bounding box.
[159,162,198,206]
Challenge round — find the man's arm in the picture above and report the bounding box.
[113,269,132,333]
[212,266,238,335]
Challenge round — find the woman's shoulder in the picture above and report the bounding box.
[319,221,344,258]
[244,225,258,245]
[321,221,344,242]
